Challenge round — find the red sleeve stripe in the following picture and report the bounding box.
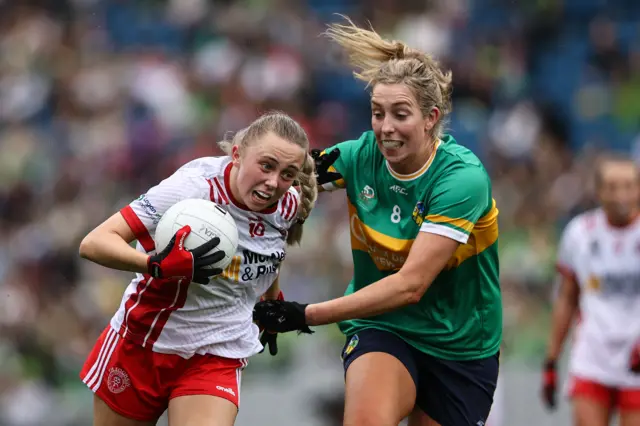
[141,278,191,348]
[283,192,293,221]
[280,192,290,219]
[120,206,155,252]
[213,177,229,205]
[207,179,219,204]
[280,191,300,221]
[288,192,299,220]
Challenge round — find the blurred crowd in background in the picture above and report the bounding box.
[1,0,640,424]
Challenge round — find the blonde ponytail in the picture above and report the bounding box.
[286,153,318,246]
[324,15,453,137]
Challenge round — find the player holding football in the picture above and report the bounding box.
[542,155,640,426]
[78,112,317,426]
[254,17,502,426]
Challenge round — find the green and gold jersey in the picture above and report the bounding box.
[323,131,502,360]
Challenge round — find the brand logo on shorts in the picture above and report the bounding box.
[344,334,359,357]
[216,385,236,396]
[107,367,131,394]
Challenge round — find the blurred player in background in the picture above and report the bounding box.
[254,17,502,426]
[542,155,640,426]
[78,112,317,426]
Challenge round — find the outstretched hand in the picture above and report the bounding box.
[253,300,313,334]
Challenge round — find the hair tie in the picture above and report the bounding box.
[393,43,404,59]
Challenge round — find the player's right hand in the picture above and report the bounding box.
[541,359,557,410]
[147,225,225,284]
[311,149,342,186]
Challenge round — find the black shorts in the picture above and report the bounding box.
[341,328,499,426]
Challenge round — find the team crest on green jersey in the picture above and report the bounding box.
[412,201,425,226]
[358,185,375,203]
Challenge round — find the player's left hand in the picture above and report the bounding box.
[541,359,557,410]
[253,300,314,334]
[311,149,342,186]
[630,342,640,374]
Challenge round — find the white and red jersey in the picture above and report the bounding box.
[111,156,300,360]
[557,208,640,388]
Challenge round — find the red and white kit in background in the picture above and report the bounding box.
[80,156,300,421]
[556,208,640,410]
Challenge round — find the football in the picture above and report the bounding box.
[154,198,238,274]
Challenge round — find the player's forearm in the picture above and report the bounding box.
[306,272,421,326]
[79,230,149,274]
[305,233,456,326]
[546,296,578,361]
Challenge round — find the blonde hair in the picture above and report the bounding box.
[325,15,453,138]
[218,112,318,245]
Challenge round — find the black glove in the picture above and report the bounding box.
[253,300,313,334]
[260,331,278,356]
[541,359,557,410]
[311,149,342,186]
[258,290,285,356]
[148,225,225,284]
[631,342,640,374]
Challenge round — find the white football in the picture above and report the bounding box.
[154,198,239,274]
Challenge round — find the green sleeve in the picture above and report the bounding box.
[419,165,491,244]
[322,131,375,191]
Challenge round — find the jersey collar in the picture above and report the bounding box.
[385,139,441,182]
